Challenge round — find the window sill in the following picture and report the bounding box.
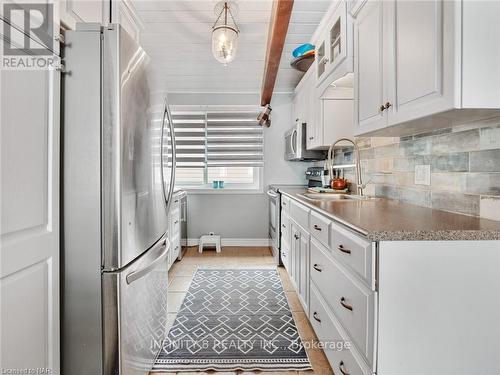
[177,187,264,195]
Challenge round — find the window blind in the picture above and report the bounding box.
[164,110,264,169]
[206,111,264,167]
[168,112,206,168]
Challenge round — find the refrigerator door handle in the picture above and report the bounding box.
[160,96,177,218]
[126,237,170,285]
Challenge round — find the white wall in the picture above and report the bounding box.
[165,92,309,241]
[264,94,312,185]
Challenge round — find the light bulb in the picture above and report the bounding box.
[212,26,238,64]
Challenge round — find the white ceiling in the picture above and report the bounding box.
[131,0,331,94]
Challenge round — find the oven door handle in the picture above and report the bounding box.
[267,190,279,198]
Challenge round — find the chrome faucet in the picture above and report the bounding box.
[327,138,364,196]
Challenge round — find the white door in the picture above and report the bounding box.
[353,0,387,133]
[387,0,454,125]
[0,37,60,373]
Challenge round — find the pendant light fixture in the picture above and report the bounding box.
[212,1,240,65]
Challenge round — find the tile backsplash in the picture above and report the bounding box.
[334,117,500,220]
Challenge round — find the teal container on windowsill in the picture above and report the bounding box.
[212,181,225,189]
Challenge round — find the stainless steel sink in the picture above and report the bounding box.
[298,193,379,202]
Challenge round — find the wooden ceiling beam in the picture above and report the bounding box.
[260,0,294,106]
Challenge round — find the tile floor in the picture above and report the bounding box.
[153,246,333,375]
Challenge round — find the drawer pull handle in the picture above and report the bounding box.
[340,297,353,311]
[313,264,322,272]
[313,312,321,323]
[339,361,350,375]
[338,245,351,254]
[282,224,286,228]
[174,220,179,224]
[282,202,287,206]
[313,224,322,231]
[294,233,300,240]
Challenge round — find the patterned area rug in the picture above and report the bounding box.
[153,268,312,372]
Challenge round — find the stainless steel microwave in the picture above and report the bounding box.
[284,123,326,161]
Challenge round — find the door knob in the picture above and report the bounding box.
[379,105,385,112]
[384,102,392,109]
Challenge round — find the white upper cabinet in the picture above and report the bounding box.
[314,0,353,90]
[386,0,457,129]
[293,69,316,148]
[353,0,386,132]
[293,68,354,150]
[352,0,500,136]
[323,94,354,147]
[290,0,356,150]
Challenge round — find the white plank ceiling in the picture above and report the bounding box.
[131,0,331,94]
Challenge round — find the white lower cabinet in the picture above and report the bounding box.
[168,193,182,269]
[310,238,375,364]
[310,283,372,375]
[283,194,500,375]
[281,241,290,272]
[290,220,310,314]
[281,213,291,271]
[286,196,376,374]
[377,241,500,375]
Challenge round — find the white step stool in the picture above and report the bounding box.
[199,234,221,253]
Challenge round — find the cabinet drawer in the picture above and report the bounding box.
[309,284,371,375]
[331,222,374,287]
[281,213,291,247]
[290,200,310,230]
[281,241,290,271]
[281,195,291,215]
[309,211,331,247]
[310,239,375,363]
[170,208,181,236]
[171,240,180,260]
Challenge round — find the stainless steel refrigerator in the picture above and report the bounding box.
[62,24,176,375]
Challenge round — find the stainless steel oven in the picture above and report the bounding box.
[267,186,280,264]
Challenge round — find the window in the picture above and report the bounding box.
[168,109,263,191]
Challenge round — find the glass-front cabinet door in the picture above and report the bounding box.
[315,1,348,85]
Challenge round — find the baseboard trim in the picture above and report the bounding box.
[187,238,271,247]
